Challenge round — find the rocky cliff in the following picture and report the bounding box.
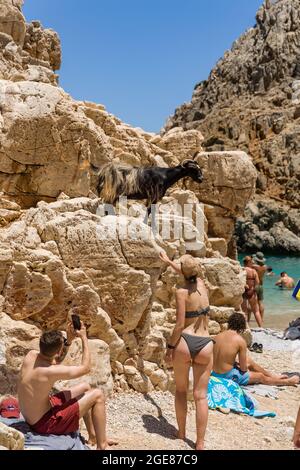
[0,0,256,402]
[164,0,300,254]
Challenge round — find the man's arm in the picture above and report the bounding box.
[254,269,260,286]
[238,339,248,373]
[275,279,282,287]
[48,324,91,381]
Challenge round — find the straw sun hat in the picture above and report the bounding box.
[180,255,200,279]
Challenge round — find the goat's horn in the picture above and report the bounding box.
[90,163,100,173]
[180,159,199,167]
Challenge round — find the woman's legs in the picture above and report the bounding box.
[192,342,213,451]
[249,295,263,327]
[172,337,191,440]
[241,298,251,323]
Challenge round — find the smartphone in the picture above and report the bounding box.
[71,314,81,331]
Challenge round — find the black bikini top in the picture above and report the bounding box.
[185,306,210,319]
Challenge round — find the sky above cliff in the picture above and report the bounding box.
[24,0,262,133]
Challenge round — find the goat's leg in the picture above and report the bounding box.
[104,203,116,217]
[143,206,151,225]
[150,203,158,236]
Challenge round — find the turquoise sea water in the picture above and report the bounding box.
[238,254,300,328]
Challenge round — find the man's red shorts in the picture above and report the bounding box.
[31,392,80,435]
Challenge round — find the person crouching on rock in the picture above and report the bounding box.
[160,252,214,451]
[17,322,117,450]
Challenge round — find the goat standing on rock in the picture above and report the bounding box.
[93,158,203,216]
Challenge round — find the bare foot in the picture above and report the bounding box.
[195,440,205,451]
[88,435,97,446]
[176,430,186,441]
[217,407,230,414]
[107,438,119,446]
[287,376,300,386]
[95,437,119,450]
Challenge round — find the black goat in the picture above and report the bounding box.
[93,159,203,212]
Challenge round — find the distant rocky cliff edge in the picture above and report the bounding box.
[163,0,300,254]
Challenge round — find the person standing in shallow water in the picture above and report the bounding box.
[276,272,296,289]
[241,256,263,327]
[252,252,268,323]
[159,252,214,451]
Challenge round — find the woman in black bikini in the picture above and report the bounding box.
[159,252,214,451]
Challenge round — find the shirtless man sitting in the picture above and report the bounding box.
[276,272,296,290]
[212,313,299,386]
[18,322,117,450]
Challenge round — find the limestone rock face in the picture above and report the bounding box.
[0,2,60,84]
[56,338,114,397]
[189,151,257,217]
[0,59,255,214]
[0,422,24,450]
[0,0,26,47]
[0,198,165,393]
[236,197,300,254]
[0,1,253,396]
[156,257,245,311]
[200,258,245,309]
[0,81,114,207]
[163,0,300,252]
[0,310,40,395]
[23,21,61,71]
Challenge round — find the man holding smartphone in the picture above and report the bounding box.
[18,321,117,450]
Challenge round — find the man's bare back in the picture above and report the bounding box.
[18,325,90,426]
[276,273,295,289]
[213,330,247,374]
[253,264,267,285]
[18,350,57,425]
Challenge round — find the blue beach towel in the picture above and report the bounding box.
[0,417,89,450]
[207,376,276,418]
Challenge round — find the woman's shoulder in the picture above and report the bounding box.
[176,286,188,296]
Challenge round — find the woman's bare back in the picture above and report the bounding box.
[181,279,210,336]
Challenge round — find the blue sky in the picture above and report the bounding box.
[23,0,262,132]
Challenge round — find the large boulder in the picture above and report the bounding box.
[188,151,257,217]
[0,81,113,207]
[56,338,114,397]
[0,422,24,450]
[23,21,61,71]
[0,310,40,395]
[236,197,300,254]
[0,0,26,46]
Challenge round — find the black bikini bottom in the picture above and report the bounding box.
[181,333,215,359]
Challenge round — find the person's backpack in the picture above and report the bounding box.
[284,318,300,340]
